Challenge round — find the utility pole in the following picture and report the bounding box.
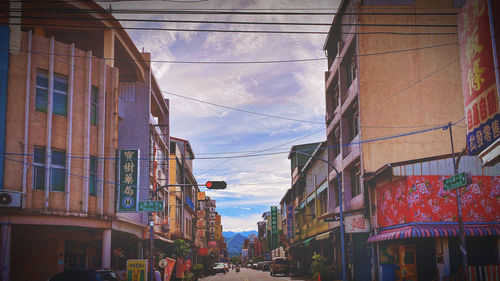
[295,151,346,281]
[447,122,468,279]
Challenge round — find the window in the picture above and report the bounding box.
[35,70,68,116]
[53,74,68,116]
[318,189,327,215]
[347,103,359,142]
[351,163,361,198]
[307,199,315,221]
[89,156,97,196]
[333,126,341,158]
[51,150,66,192]
[333,84,339,110]
[33,147,46,190]
[91,86,99,126]
[35,71,49,112]
[347,53,357,88]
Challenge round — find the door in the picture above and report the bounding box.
[395,245,417,281]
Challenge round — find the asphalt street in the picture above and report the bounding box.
[199,268,308,281]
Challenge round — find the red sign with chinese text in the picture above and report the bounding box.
[376,176,500,228]
[458,0,500,155]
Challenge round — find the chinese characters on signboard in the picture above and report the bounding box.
[119,149,139,212]
[197,192,206,201]
[458,0,500,155]
[271,206,278,249]
[286,205,294,239]
[127,259,147,281]
[344,214,370,233]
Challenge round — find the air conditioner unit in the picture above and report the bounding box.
[0,190,22,207]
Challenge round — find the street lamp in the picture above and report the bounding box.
[295,151,346,281]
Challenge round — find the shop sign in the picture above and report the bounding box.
[198,248,208,256]
[197,219,206,228]
[209,200,216,208]
[197,210,205,218]
[215,214,221,223]
[164,258,176,281]
[119,150,139,212]
[197,192,206,201]
[208,240,217,248]
[127,259,147,281]
[458,0,500,156]
[344,214,370,233]
[286,205,294,239]
[197,229,205,237]
[271,206,278,249]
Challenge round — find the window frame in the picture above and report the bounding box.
[350,163,361,198]
[90,86,99,126]
[347,103,359,142]
[33,146,46,190]
[35,70,49,112]
[52,73,68,116]
[89,156,98,196]
[50,150,66,192]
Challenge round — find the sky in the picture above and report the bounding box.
[103,0,340,232]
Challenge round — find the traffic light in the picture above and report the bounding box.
[205,181,227,189]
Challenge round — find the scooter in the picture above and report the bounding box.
[236,265,240,273]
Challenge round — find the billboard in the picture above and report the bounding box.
[197,192,206,201]
[458,0,500,155]
[119,150,139,212]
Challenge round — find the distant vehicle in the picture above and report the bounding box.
[257,262,264,270]
[246,263,252,268]
[263,261,271,271]
[270,257,290,277]
[49,269,118,281]
[252,263,258,269]
[224,263,229,272]
[212,263,227,274]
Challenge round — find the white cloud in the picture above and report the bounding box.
[221,213,262,232]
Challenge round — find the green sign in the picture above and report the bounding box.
[443,172,467,191]
[119,149,139,212]
[139,201,164,212]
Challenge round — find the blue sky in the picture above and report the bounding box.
[106,0,339,231]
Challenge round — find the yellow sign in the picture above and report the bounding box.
[127,259,147,281]
[197,192,206,201]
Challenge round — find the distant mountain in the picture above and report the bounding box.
[223,230,257,238]
[223,230,258,258]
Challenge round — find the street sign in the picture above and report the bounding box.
[324,215,341,222]
[139,201,164,212]
[444,172,467,191]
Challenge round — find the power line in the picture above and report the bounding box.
[5,22,458,35]
[163,91,325,125]
[5,8,458,16]
[5,15,458,28]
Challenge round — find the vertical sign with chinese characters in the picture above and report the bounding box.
[286,205,294,239]
[459,0,500,155]
[119,149,139,212]
[271,206,278,250]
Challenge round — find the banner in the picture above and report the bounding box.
[271,206,278,249]
[164,257,176,281]
[458,0,500,155]
[176,257,185,279]
[119,149,139,212]
[127,259,147,281]
[197,192,206,201]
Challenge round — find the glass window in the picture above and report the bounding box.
[89,156,97,196]
[33,147,46,190]
[53,74,68,116]
[91,86,99,126]
[347,103,359,142]
[351,164,361,198]
[319,189,327,215]
[35,71,49,112]
[51,150,66,192]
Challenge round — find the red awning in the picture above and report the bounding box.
[368,224,500,243]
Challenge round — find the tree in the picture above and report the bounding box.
[230,256,241,265]
[172,239,190,259]
[311,252,328,281]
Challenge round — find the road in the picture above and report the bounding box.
[199,268,308,281]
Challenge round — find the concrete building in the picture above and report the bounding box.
[322,0,499,280]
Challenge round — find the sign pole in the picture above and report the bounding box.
[448,123,468,279]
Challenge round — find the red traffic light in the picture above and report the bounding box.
[205,181,227,189]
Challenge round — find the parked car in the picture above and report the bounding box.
[270,257,290,277]
[263,261,271,271]
[49,269,118,281]
[212,262,227,274]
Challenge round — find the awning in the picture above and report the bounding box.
[302,237,315,246]
[315,231,332,241]
[154,234,174,244]
[368,224,500,243]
